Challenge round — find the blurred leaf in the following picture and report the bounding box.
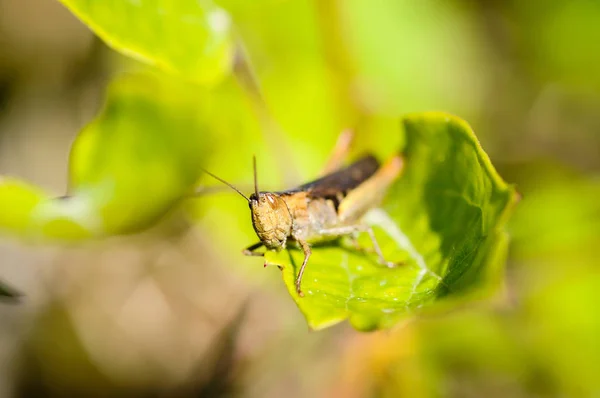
[0,177,50,237]
[58,0,235,84]
[518,0,600,90]
[266,113,517,331]
[66,73,208,235]
[337,270,600,397]
[340,0,485,115]
[509,165,600,263]
[0,73,208,241]
[521,272,600,396]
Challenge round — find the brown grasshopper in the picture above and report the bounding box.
[203,133,403,297]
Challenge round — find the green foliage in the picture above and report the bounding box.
[67,74,208,235]
[0,177,50,238]
[347,174,600,396]
[341,0,484,113]
[0,2,517,331]
[3,0,600,396]
[269,113,517,330]
[0,74,208,241]
[58,0,234,84]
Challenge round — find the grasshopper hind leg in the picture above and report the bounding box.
[318,225,400,268]
[365,227,397,268]
[295,240,311,297]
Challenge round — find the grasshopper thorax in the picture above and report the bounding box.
[249,192,293,250]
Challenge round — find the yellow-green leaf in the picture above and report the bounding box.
[59,0,235,84]
[267,113,518,330]
[0,73,209,241]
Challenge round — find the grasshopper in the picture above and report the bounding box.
[204,132,403,297]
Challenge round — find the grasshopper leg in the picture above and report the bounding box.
[296,240,312,297]
[347,233,365,252]
[347,233,377,254]
[318,225,398,268]
[243,242,265,257]
[365,227,397,268]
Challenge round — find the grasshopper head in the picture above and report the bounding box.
[249,192,293,250]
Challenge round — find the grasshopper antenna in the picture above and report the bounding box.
[202,169,250,202]
[253,155,260,199]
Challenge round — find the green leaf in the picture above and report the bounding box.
[58,0,235,84]
[0,177,50,237]
[266,112,517,331]
[66,73,208,236]
[0,73,208,241]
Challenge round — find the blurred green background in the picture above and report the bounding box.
[1,0,599,397]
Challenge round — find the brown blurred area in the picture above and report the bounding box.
[0,2,350,397]
[1,0,600,397]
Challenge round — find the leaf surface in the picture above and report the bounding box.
[59,0,234,84]
[267,113,517,330]
[0,73,208,241]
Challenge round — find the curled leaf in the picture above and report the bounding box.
[268,113,517,330]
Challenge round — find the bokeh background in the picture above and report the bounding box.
[1,0,599,397]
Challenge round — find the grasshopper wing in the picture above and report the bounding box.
[284,155,380,205]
